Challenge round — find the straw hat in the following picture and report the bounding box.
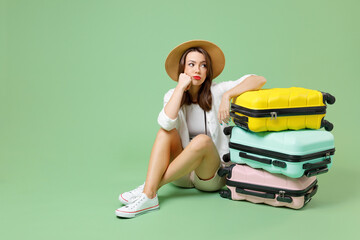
[165,40,225,81]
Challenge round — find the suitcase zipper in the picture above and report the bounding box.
[270,112,277,119]
[229,142,335,163]
[231,104,327,118]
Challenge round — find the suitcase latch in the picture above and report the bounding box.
[270,112,277,120]
[279,190,285,198]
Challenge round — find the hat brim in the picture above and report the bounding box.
[165,40,225,81]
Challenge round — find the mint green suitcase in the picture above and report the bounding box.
[223,126,335,178]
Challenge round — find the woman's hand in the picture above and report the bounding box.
[218,93,231,124]
[177,73,192,92]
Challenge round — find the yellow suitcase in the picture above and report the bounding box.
[230,87,335,132]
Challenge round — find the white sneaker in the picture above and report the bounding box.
[119,183,145,205]
[115,193,159,218]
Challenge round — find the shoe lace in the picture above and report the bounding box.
[124,195,144,209]
[128,183,144,195]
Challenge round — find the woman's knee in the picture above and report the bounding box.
[156,128,182,153]
[189,134,213,152]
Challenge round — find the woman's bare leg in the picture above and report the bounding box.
[142,128,183,198]
[143,132,220,198]
[158,134,220,188]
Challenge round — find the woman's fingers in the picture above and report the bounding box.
[219,110,230,124]
[223,108,230,123]
[224,114,230,124]
[178,73,192,91]
[218,97,231,124]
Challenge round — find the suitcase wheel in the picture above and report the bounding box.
[324,93,336,105]
[217,167,229,177]
[222,153,230,162]
[323,120,334,131]
[223,126,233,135]
[219,189,231,199]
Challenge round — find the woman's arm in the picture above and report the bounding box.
[164,73,191,120]
[218,75,267,124]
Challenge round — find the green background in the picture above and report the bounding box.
[1,0,359,239]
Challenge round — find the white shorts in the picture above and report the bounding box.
[171,165,226,192]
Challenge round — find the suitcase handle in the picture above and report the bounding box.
[233,119,249,130]
[303,158,331,170]
[230,112,248,122]
[236,187,275,199]
[239,152,287,168]
[305,167,329,177]
[230,112,249,129]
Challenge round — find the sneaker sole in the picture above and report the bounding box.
[115,205,160,218]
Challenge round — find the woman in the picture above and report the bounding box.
[115,40,266,218]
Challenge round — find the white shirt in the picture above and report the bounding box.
[185,103,210,139]
[157,74,255,164]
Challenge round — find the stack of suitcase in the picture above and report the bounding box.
[218,87,336,209]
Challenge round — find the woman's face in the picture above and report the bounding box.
[184,51,207,87]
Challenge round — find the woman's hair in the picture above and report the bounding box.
[178,47,213,111]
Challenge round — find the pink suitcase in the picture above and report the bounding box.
[218,164,318,209]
